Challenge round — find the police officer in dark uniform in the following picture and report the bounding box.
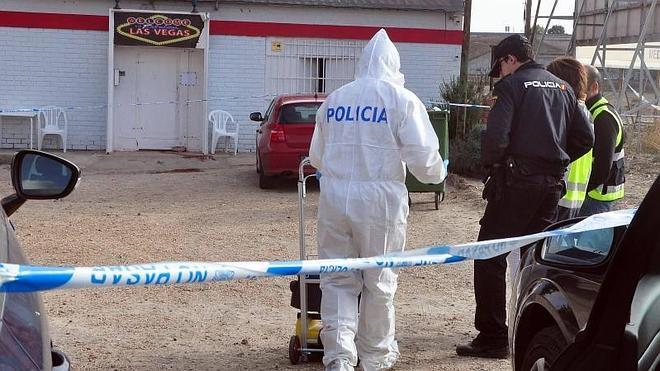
[456,35,594,359]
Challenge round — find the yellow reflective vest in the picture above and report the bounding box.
[587,97,625,201]
[558,102,593,210]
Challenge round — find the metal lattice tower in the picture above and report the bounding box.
[528,0,659,150]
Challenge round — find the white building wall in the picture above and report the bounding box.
[0,1,461,31]
[207,36,267,152]
[0,27,107,150]
[207,37,461,152]
[398,43,461,105]
[0,0,462,152]
[213,4,460,30]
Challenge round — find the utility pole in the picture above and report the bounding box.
[525,0,533,38]
[459,0,472,89]
[459,0,472,138]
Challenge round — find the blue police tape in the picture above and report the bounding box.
[0,209,635,293]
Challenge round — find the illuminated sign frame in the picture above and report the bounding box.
[114,11,204,48]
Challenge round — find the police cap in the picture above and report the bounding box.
[488,34,532,78]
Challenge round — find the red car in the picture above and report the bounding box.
[252,93,326,189]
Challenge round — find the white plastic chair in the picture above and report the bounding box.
[37,106,68,152]
[209,109,239,155]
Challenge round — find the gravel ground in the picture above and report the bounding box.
[0,150,656,371]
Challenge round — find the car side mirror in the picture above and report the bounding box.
[539,225,616,267]
[250,112,263,122]
[12,150,80,200]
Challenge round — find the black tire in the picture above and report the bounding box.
[257,156,275,189]
[521,326,568,371]
[289,335,302,365]
[259,171,276,189]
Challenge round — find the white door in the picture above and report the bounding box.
[137,48,181,149]
[114,47,140,150]
[182,49,204,151]
[114,47,184,150]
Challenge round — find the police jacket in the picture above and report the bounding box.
[482,62,594,176]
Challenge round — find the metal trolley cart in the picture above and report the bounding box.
[288,157,324,364]
[406,107,450,210]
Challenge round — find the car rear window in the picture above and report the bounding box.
[279,103,322,124]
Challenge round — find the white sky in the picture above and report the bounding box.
[471,0,576,34]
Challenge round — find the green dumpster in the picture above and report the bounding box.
[405,108,449,210]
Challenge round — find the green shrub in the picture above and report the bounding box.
[440,75,489,178]
[440,75,489,141]
[449,124,486,179]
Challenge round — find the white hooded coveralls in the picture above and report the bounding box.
[309,29,446,371]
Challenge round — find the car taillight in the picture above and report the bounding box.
[270,124,286,143]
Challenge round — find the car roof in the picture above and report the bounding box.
[276,93,327,105]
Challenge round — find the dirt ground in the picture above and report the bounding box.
[0,150,657,371]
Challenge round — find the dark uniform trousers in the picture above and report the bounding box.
[474,172,563,343]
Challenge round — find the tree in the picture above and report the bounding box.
[547,25,566,35]
[533,24,545,35]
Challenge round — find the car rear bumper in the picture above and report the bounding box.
[261,151,313,177]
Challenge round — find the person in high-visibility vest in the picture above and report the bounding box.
[547,57,594,220]
[579,65,626,216]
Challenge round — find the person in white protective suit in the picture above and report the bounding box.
[309,29,447,371]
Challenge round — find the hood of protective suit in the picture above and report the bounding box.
[355,29,405,86]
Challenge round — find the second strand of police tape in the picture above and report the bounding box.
[0,209,634,293]
[0,98,489,115]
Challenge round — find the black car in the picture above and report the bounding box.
[0,150,79,370]
[510,174,660,371]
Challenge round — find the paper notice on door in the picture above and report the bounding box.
[180,72,197,86]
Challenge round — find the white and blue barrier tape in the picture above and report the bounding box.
[0,97,489,115]
[447,103,491,109]
[429,101,491,110]
[0,209,634,293]
[0,94,277,114]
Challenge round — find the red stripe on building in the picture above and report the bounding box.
[0,11,108,31]
[0,11,463,45]
[211,21,463,45]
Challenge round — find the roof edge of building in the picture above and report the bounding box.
[197,0,464,12]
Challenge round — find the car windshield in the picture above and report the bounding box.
[279,103,322,124]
